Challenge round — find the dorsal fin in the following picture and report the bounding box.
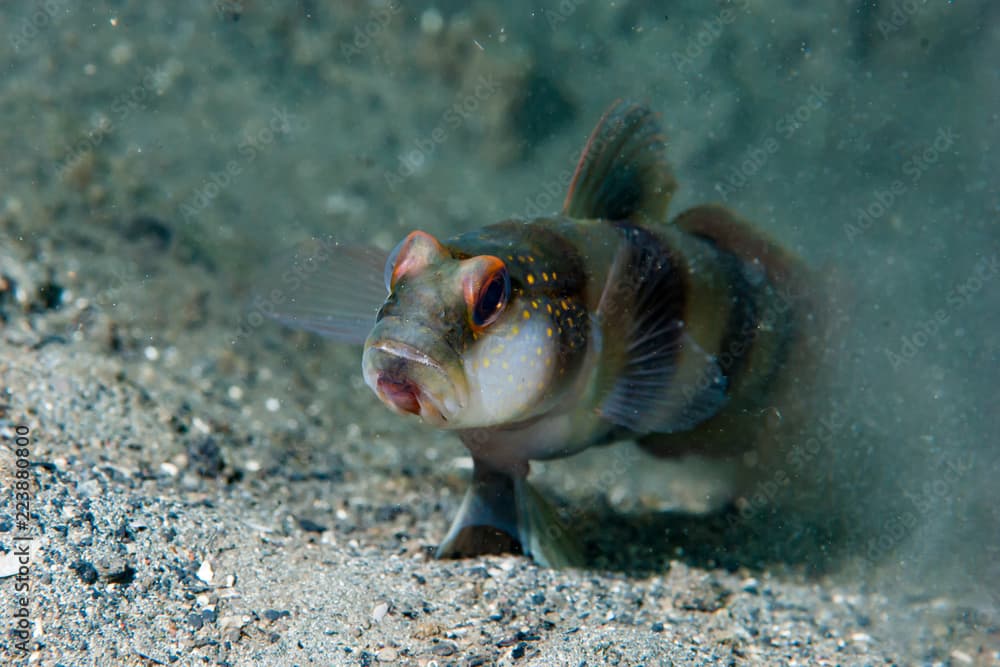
[562,100,676,222]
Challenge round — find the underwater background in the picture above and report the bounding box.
[0,1,997,664]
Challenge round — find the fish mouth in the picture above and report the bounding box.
[363,339,466,426]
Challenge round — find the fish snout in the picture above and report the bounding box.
[362,324,468,425]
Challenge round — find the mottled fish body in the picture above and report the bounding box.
[269,101,819,567]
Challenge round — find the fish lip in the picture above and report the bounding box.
[369,340,445,372]
[364,340,467,423]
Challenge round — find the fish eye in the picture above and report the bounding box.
[472,267,510,329]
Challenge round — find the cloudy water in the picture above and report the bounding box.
[0,2,997,664]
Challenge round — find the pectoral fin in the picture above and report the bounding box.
[436,462,583,569]
[256,236,387,344]
[595,229,729,435]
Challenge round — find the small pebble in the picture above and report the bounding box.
[510,642,526,660]
[297,517,327,533]
[0,552,22,577]
[372,601,390,623]
[265,397,280,412]
[651,622,665,633]
[432,642,456,656]
[263,609,290,622]
[950,649,973,664]
[196,560,214,585]
[71,560,99,585]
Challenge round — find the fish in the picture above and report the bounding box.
[266,100,821,568]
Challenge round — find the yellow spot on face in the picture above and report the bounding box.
[522,310,530,320]
[507,374,514,383]
[483,358,490,368]
[546,303,553,314]
[560,300,569,311]
[502,361,509,369]
[536,346,542,356]
[507,255,514,261]
[552,272,557,280]
[490,344,505,355]
[527,256,535,263]
[531,300,539,309]
[567,317,574,327]
[545,358,552,367]
[537,382,545,390]
[546,327,553,337]
[542,272,549,281]
[526,274,535,285]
